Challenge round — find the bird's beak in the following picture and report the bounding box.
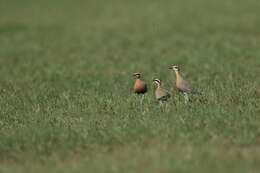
[168,66,173,69]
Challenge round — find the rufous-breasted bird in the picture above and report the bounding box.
[133,73,148,94]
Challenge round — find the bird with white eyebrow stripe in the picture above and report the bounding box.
[169,65,200,103]
[133,72,148,104]
[153,79,171,105]
[133,72,148,95]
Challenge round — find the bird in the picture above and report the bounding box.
[169,65,200,103]
[153,78,170,105]
[133,72,148,94]
[133,72,148,105]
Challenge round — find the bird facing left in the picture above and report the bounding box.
[133,73,148,94]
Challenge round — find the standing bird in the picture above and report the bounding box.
[133,72,148,94]
[169,65,199,103]
[133,73,147,105]
[153,79,170,105]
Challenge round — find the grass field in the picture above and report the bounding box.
[0,0,260,172]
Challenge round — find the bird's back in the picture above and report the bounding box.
[176,78,192,93]
[156,87,170,101]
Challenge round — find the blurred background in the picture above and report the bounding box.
[0,0,259,172]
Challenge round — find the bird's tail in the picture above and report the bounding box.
[191,90,202,95]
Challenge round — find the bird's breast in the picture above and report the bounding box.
[134,81,147,93]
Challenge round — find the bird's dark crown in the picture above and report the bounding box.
[153,78,161,84]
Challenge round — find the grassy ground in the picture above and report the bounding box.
[0,0,260,172]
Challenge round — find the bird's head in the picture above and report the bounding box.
[169,65,180,72]
[133,72,141,79]
[153,78,161,86]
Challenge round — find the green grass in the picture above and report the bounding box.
[0,0,260,172]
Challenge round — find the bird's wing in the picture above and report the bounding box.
[156,88,170,100]
[182,80,201,94]
[181,80,193,92]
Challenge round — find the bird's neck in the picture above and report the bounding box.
[135,79,143,85]
[175,71,183,82]
[156,84,161,88]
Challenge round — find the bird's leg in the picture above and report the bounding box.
[139,94,145,113]
[184,92,189,104]
[159,100,164,107]
[140,94,145,105]
[165,102,169,111]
